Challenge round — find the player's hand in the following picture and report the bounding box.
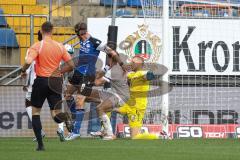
[22,86,28,92]
[20,70,27,79]
[52,69,62,77]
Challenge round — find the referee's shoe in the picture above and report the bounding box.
[36,145,45,151]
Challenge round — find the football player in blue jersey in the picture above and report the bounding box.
[64,22,125,140]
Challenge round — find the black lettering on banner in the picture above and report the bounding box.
[17,112,32,129]
[174,110,181,124]
[198,41,213,71]
[217,110,238,124]
[193,110,215,124]
[232,41,240,72]
[212,41,230,72]
[172,26,196,71]
[167,110,180,124]
[0,112,14,129]
[145,110,180,124]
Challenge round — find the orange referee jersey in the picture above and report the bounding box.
[26,36,71,77]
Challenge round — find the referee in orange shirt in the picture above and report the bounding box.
[21,21,74,151]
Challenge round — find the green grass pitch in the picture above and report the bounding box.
[0,138,240,160]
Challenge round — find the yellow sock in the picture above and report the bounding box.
[132,133,159,140]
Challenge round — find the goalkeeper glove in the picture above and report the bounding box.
[146,71,156,81]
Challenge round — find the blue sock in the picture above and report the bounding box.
[88,103,101,133]
[66,98,76,114]
[111,111,117,134]
[73,109,85,134]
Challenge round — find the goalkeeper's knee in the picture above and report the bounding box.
[132,133,159,140]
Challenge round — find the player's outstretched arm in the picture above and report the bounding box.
[101,46,125,67]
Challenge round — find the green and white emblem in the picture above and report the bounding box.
[123,24,162,62]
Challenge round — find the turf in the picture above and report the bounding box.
[0,138,239,160]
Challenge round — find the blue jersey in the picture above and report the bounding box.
[76,36,102,76]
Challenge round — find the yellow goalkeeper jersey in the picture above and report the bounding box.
[127,70,150,110]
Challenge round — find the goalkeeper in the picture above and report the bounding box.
[114,56,160,139]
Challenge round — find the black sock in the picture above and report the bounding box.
[32,115,43,147]
[53,113,67,123]
[53,115,63,123]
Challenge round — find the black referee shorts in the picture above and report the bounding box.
[31,76,62,110]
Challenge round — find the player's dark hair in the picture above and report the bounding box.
[37,30,42,41]
[41,21,53,33]
[74,22,87,36]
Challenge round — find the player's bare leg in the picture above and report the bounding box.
[62,84,78,132]
[85,96,101,103]
[64,83,78,101]
[80,88,114,139]
[96,99,115,140]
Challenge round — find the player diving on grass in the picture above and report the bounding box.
[114,56,171,139]
[62,22,126,140]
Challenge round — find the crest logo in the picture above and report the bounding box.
[122,24,162,62]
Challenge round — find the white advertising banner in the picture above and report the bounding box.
[88,18,240,75]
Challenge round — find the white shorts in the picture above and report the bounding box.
[25,92,31,101]
[98,89,125,107]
